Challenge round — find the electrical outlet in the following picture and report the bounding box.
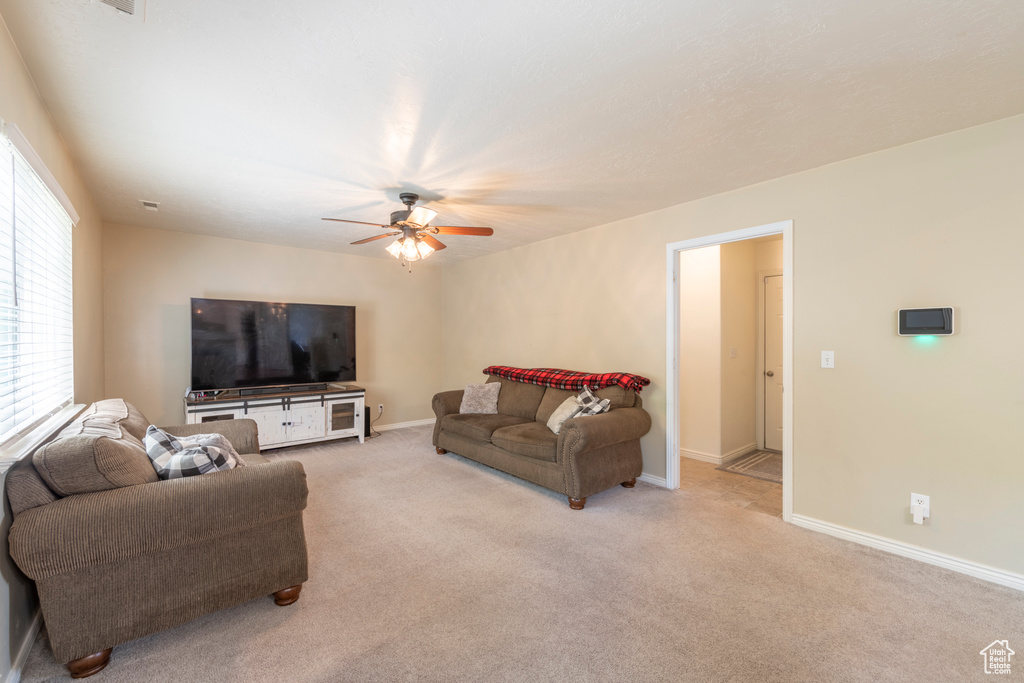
[910,492,930,524]
[378,403,384,415]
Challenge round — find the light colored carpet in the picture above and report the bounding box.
[21,426,1024,682]
[717,450,783,483]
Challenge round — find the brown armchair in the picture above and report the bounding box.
[5,399,308,678]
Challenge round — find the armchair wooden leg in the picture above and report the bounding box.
[67,649,112,679]
[568,496,586,510]
[436,447,447,454]
[273,584,303,606]
[621,478,637,488]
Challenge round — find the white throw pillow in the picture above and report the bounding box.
[546,396,583,434]
[459,382,501,414]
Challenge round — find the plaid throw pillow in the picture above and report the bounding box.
[144,426,243,480]
[575,385,611,416]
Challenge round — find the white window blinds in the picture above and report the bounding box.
[0,132,74,446]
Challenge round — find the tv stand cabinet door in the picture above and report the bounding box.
[326,397,363,440]
[289,403,327,442]
[247,405,289,447]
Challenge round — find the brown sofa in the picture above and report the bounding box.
[432,377,651,509]
[4,399,308,678]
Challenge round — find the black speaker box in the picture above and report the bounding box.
[364,411,371,438]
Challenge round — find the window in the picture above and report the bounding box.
[0,128,75,446]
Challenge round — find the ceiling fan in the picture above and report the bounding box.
[323,192,493,270]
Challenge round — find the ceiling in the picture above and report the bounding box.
[2,0,1023,264]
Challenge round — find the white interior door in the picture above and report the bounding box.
[764,275,784,451]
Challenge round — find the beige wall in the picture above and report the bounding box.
[103,223,443,427]
[678,246,721,458]
[0,24,105,404]
[443,114,1024,575]
[0,16,106,680]
[719,241,756,456]
[755,237,783,272]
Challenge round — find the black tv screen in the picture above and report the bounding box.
[191,298,356,391]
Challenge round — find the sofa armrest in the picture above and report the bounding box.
[8,460,307,581]
[432,390,464,419]
[558,407,652,455]
[160,418,260,455]
[432,390,464,446]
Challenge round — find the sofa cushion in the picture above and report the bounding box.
[486,377,546,420]
[594,385,635,409]
[33,411,159,497]
[491,422,558,462]
[441,413,531,443]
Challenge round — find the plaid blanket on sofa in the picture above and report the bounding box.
[483,366,651,393]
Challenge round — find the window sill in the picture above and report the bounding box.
[0,404,86,471]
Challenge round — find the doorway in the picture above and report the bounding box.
[665,221,793,521]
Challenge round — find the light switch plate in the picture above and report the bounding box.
[821,351,835,368]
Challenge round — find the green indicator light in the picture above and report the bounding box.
[914,335,937,345]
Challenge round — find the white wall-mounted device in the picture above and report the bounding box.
[898,307,954,336]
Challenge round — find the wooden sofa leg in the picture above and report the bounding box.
[621,478,637,488]
[67,649,112,679]
[273,584,303,606]
[436,447,447,454]
[568,496,586,510]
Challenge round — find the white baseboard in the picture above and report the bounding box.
[721,443,758,464]
[375,418,434,432]
[3,609,41,683]
[679,448,720,464]
[790,514,1024,592]
[638,473,668,488]
[680,442,757,466]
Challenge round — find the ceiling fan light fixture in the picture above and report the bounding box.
[328,191,490,270]
[401,238,422,262]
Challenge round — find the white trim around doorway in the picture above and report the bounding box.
[665,220,794,521]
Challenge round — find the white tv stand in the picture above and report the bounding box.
[185,384,365,450]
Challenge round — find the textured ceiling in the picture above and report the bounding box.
[1,0,1023,264]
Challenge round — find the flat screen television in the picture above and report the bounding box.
[190,298,356,391]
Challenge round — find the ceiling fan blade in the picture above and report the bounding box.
[406,206,438,227]
[432,226,494,236]
[323,218,392,228]
[351,232,400,245]
[420,234,447,251]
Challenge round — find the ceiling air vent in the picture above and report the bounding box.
[140,200,159,211]
[100,0,135,15]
